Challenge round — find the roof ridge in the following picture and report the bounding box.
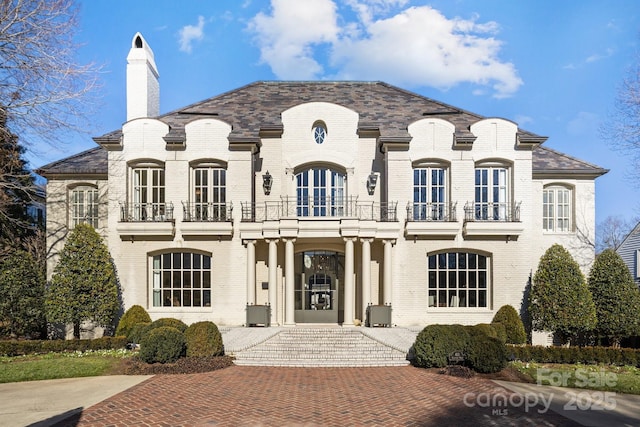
[36,146,104,172]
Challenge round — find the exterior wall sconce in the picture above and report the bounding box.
[262,171,273,195]
[367,172,378,195]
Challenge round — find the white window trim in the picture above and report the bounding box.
[542,185,573,233]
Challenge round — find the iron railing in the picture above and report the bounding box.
[119,202,174,222]
[406,202,457,222]
[241,196,397,222]
[463,201,521,222]
[182,202,233,222]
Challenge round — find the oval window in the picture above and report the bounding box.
[313,124,326,144]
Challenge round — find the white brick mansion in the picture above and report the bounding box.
[37,33,607,334]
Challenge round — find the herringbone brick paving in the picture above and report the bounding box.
[55,366,579,426]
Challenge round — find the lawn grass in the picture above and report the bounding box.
[511,361,640,395]
[0,349,132,384]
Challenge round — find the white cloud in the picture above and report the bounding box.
[178,16,206,53]
[248,1,522,98]
[248,0,339,79]
[514,115,533,126]
[586,48,615,63]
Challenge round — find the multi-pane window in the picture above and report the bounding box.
[413,167,446,220]
[132,167,165,220]
[193,167,226,220]
[427,252,489,308]
[543,186,572,232]
[296,168,346,217]
[71,186,98,228]
[474,167,508,220]
[152,252,211,307]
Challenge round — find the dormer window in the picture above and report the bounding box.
[313,121,327,144]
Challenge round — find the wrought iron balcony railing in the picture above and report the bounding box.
[463,201,521,222]
[406,202,457,222]
[241,196,397,222]
[119,202,174,222]
[182,202,233,222]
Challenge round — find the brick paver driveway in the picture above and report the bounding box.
[56,366,579,426]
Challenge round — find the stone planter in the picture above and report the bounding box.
[366,304,392,327]
[246,304,271,327]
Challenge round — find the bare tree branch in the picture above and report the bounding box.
[0,0,101,147]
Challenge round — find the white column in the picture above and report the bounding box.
[361,238,372,322]
[383,239,394,306]
[344,237,356,326]
[284,238,296,326]
[267,239,278,325]
[245,240,256,305]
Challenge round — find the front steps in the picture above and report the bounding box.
[231,327,411,367]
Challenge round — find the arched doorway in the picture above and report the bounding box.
[294,250,344,323]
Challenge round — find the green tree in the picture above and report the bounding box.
[45,223,120,338]
[587,249,640,347]
[529,244,597,345]
[0,250,45,338]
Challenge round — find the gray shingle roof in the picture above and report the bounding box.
[36,81,607,178]
[532,146,608,177]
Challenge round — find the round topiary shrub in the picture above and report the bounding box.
[184,321,224,357]
[128,322,151,344]
[115,305,152,338]
[412,324,469,368]
[148,318,188,333]
[492,305,527,344]
[465,329,508,373]
[139,326,186,364]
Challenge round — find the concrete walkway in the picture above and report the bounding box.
[0,375,151,427]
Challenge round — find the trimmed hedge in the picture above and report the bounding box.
[0,336,128,356]
[185,321,224,357]
[413,324,469,368]
[139,326,186,364]
[413,324,509,373]
[128,322,151,344]
[115,305,152,338]
[508,345,640,366]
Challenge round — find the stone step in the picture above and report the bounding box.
[232,328,410,367]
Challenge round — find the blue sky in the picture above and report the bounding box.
[29,0,640,225]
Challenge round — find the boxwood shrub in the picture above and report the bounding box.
[148,318,188,333]
[115,305,152,338]
[139,326,186,364]
[492,305,527,344]
[184,321,224,357]
[465,327,508,373]
[413,324,469,368]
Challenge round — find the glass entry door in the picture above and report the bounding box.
[295,251,344,323]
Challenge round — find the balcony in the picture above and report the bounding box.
[117,202,175,237]
[462,202,524,237]
[181,202,233,237]
[241,196,398,222]
[405,202,460,238]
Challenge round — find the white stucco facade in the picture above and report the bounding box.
[39,34,607,336]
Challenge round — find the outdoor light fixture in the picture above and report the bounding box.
[262,171,273,195]
[366,172,378,195]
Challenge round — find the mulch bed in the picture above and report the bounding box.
[112,355,235,375]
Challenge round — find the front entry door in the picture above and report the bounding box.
[294,251,344,323]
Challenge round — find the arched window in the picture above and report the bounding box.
[151,252,211,308]
[427,252,489,308]
[296,167,346,217]
[189,164,227,221]
[412,161,449,220]
[129,161,166,221]
[543,185,573,232]
[70,185,98,228]
[473,161,511,221]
